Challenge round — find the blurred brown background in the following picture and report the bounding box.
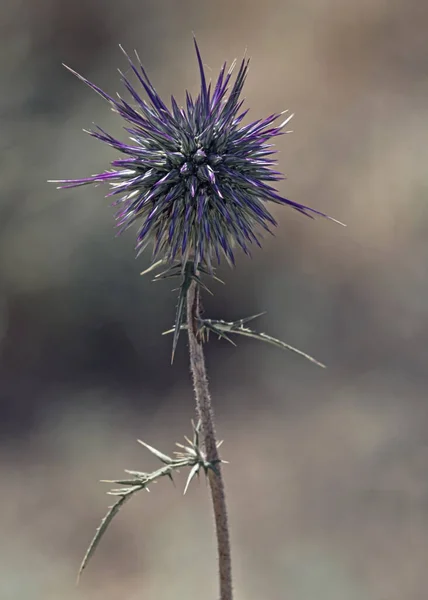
[1,0,428,598]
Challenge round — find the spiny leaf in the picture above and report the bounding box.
[192,274,213,295]
[137,440,173,464]
[107,486,142,495]
[198,265,225,284]
[184,463,200,495]
[175,442,198,457]
[77,494,131,582]
[153,264,183,280]
[163,314,325,367]
[232,311,267,325]
[123,469,149,478]
[77,424,215,581]
[220,325,325,368]
[212,328,237,346]
[200,316,325,367]
[140,259,166,276]
[171,260,195,363]
[101,478,145,486]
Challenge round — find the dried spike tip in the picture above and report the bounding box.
[50,40,342,273]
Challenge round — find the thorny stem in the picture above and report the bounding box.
[186,279,233,600]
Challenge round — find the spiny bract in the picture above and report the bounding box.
[53,39,333,270]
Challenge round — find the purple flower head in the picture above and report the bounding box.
[52,39,337,270]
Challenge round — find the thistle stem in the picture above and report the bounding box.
[186,279,233,600]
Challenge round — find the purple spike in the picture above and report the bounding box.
[193,37,208,108]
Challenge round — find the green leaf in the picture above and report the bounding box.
[140,259,166,276]
[137,440,173,464]
[161,313,325,367]
[226,327,326,368]
[197,265,225,285]
[201,316,326,368]
[171,261,194,363]
[77,494,131,582]
[183,463,200,495]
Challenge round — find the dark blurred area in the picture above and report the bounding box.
[1,0,428,598]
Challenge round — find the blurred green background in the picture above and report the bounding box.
[1,0,428,598]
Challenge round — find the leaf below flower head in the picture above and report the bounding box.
[163,313,326,368]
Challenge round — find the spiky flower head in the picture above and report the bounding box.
[52,39,335,270]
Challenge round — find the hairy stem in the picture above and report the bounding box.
[186,279,233,600]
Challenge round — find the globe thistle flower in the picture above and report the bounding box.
[52,44,337,592]
[52,39,337,271]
